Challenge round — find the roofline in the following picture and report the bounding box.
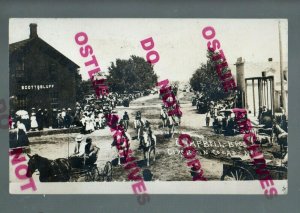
[9,37,80,69]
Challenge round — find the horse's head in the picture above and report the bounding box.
[26,154,39,178]
[142,132,151,147]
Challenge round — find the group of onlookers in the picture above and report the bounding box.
[8,90,152,148]
[9,107,74,132]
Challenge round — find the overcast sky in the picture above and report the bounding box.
[9,18,287,81]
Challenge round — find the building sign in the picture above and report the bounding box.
[21,85,54,90]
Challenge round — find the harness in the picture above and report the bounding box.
[49,159,70,178]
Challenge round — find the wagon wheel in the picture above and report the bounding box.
[103,161,112,182]
[92,166,101,181]
[221,167,254,181]
[85,165,99,182]
[84,168,94,182]
[70,170,82,182]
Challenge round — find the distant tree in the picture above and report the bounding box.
[107,55,158,93]
[76,77,91,101]
[189,50,232,102]
[75,73,83,101]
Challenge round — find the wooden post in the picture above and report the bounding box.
[262,79,265,106]
[245,79,248,109]
[252,79,256,116]
[258,79,261,110]
[266,79,269,109]
[272,76,275,115]
[278,21,287,112]
[235,58,245,108]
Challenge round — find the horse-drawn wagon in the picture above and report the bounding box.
[196,98,209,114]
[220,157,287,181]
[26,154,113,182]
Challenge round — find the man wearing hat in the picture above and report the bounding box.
[44,109,49,128]
[70,134,86,168]
[36,108,44,131]
[51,108,58,129]
[122,111,129,130]
[73,134,85,156]
[64,108,72,128]
[84,137,99,166]
[62,108,66,118]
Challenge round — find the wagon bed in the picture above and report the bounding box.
[221,157,287,181]
[69,161,112,182]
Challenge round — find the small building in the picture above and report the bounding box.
[233,59,288,116]
[9,23,80,112]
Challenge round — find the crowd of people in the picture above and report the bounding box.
[8,91,151,148]
[203,100,235,126]
[9,92,144,132]
[200,97,288,143]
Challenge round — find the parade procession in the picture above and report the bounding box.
[9,19,288,195]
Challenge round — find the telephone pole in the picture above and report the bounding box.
[278,20,287,112]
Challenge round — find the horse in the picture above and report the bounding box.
[140,131,156,166]
[119,119,128,132]
[26,154,72,182]
[111,131,131,165]
[166,115,179,138]
[134,119,144,140]
[160,109,168,128]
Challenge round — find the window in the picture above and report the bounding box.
[16,70,24,78]
[15,57,25,78]
[50,91,58,103]
[15,58,25,71]
[49,63,57,80]
[17,95,27,109]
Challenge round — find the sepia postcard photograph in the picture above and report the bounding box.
[9,18,288,195]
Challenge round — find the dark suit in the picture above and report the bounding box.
[9,129,29,148]
[84,143,99,165]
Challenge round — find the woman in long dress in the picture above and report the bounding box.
[85,114,95,133]
[30,113,38,131]
[17,121,29,146]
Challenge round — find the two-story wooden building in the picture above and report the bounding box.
[9,23,80,112]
